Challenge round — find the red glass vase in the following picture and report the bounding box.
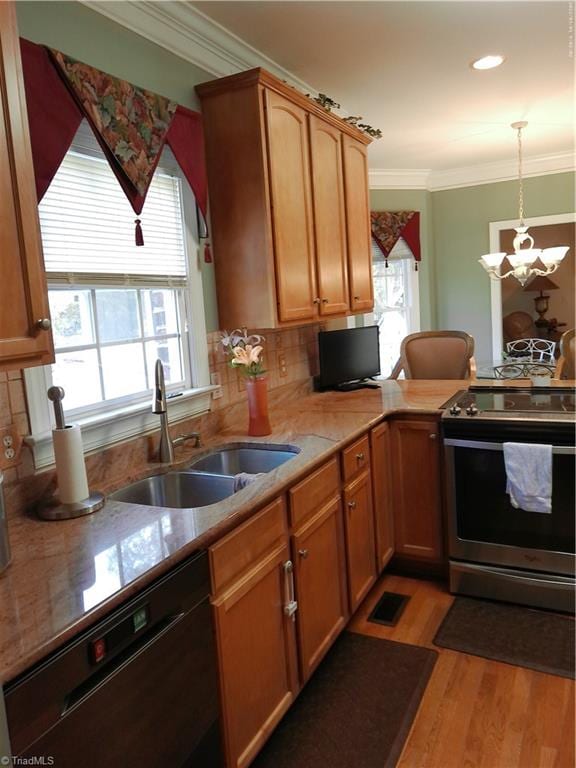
[246,376,272,436]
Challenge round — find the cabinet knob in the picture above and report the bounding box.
[347,500,357,510]
[354,296,360,301]
[356,452,365,461]
[321,298,328,304]
[36,318,52,331]
[298,549,309,559]
[313,297,321,305]
[429,433,437,440]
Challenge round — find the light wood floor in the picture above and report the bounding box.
[348,573,575,768]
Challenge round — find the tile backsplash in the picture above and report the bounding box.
[0,324,321,516]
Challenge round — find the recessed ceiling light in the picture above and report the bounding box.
[471,55,505,71]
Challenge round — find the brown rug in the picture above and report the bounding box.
[251,632,437,768]
[433,597,575,679]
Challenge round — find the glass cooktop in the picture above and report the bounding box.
[442,387,576,422]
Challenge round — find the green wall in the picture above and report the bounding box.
[370,189,436,330]
[16,0,220,331]
[432,172,575,360]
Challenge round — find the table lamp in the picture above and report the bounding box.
[523,275,559,323]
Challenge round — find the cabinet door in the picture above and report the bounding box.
[265,89,317,323]
[213,543,299,768]
[0,2,53,371]
[342,134,373,313]
[371,422,395,571]
[343,471,377,612]
[292,497,348,682]
[308,115,349,316]
[391,419,443,561]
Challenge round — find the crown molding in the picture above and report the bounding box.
[368,169,430,190]
[427,152,575,191]
[81,1,318,94]
[370,152,575,191]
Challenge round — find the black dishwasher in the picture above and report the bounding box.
[4,551,222,767]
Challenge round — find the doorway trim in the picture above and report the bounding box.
[488,212,576,359]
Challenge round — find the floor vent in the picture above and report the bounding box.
[368,591,410,627]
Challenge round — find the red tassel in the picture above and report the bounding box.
[204,243,213,263]
[135,218,144,246]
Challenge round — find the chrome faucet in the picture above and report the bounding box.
[152,359,201,463]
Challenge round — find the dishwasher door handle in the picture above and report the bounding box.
[62,611,186,715]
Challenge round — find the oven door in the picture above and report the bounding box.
[444,438,575,576]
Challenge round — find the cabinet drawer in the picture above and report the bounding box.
[341,435,370,483]
[289,458,340,530]
[210,497,287,596]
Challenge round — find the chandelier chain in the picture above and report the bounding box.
[517,124,524,225]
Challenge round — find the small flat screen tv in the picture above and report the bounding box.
[317,325,381,390]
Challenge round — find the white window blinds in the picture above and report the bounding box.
[371,236,414,263]
[38,121,187,286]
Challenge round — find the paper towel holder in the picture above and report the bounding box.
[37,387,105,521]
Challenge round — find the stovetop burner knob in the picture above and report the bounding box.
[449,404,462,416]
[466,404,479,416]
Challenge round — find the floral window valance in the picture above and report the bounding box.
[20,39,208,247]
[370,211,421,270]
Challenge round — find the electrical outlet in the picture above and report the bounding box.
[278,352,287,378]
[210,371,223,399]
[0,426,21,469]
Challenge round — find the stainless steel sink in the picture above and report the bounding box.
[110,471,235,508]
[188,444,300,475]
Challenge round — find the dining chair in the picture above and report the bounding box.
[506,338,556,364]
[555,329,575,380]
[389,331,475,380]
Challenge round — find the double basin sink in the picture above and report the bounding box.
[110,444,300,509]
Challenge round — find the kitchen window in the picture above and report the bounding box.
[366,237,420,378]
[25,121,211,468]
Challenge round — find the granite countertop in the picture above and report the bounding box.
[0,379,516,684]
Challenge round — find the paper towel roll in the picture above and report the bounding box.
[53,425,90,504]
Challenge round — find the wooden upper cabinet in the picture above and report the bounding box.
[308,115,349,316]
[390,418,443,562]
[265,90,317,323]
[342,134,374,314]
[196,68,372,329]
[0,2,53,371]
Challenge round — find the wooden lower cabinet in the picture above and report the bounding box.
[212,541,299,768]
[292,496,348,682]
[342,470,377,612]
[390,417,443,562]
[370,422,395,571]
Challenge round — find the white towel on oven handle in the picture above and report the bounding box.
[503,442,553,514]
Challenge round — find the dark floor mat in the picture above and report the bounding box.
[368,591,411,627]
[251,631,437,768]
[433,596,575,679]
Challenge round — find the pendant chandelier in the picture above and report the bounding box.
[479,121,569,286]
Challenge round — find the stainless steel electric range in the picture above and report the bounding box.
[441,387,575,613]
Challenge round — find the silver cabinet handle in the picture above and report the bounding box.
[36,318,52,331]
[283,560,298,620]
[347,500,357,510]
[429,434,437,440]
[313,297,321,305]
[356,452,365,461]
[298,549,309,559]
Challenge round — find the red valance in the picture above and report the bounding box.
[19,38,207,244]
[371,211,421,270]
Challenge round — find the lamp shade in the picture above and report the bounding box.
[523,275,559,293]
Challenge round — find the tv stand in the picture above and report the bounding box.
[335,379,381,392]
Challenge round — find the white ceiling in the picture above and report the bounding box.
[191,1,575,174]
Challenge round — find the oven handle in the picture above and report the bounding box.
[444,439,575,455]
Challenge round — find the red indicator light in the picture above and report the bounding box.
[91,637,106,663]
